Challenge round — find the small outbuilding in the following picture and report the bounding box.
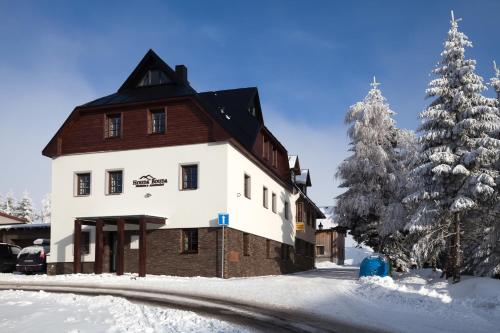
[0,216,51,248]
[315,206,347,265]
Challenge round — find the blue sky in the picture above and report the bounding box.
[0,0,499,209]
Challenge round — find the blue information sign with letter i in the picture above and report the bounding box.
[218,213,229,226]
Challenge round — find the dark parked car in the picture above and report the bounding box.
[0,243,21,273]
[16,239,50,274]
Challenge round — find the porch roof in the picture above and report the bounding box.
[75,215,166,225]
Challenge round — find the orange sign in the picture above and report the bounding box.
[296,222,305,231]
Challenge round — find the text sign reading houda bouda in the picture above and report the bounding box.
[132,175,168,187]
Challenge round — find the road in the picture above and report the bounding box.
[0,268,381,333]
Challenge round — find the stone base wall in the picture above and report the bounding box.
[48,227,314,277]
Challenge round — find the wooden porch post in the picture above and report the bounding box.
[138,218,147,277]
[116,218,125,276]
[73,220,82,274]
[94,219,104,274]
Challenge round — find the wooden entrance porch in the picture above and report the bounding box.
[73,215,166,277]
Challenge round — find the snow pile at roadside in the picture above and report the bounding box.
[354,271,500,333]
[0,289,251,333]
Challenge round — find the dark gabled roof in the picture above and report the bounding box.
[197,87,263,150]
[80,49,196,109]
[80,84,195,108]
[118,49,191,92]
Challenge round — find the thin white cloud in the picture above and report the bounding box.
[0,34,96,209]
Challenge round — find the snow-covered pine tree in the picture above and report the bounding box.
[335,77,399,251]
[463,61,500,277]
[2,191,16,216]
[40,193,51,224]
[0,194,5,213]
[491,61,500,101]
[14,191,37,223]
[379,129,418,271]
[404,12,500,282]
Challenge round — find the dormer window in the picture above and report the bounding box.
[248,106,256,117]
[148,109,166,134]
[137,69,170,87]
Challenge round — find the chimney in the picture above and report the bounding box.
[175,65,188,84]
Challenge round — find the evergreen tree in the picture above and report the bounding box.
[40,193,51,224]
[14,191,36,223]
[491,61,500,100]
[379,129,418,271]
[2,191,16,216]
[0,194,5,213]
[404,12,500,282]
[335,77,399,251]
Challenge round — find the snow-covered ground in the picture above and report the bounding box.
[0,268,499,333]
[0,289,252,333]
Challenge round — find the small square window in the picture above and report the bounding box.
[130,235,139,250]
[263,187,268,208]
[296,202,304,223]
[181,165,198,190]
[76,173,91,196]
[272,146,278,168]
[244,174,251,199]
[108,170,123,194]
[243,233,250,256]
[182,229,198,253]
[106,114,121,138]
[272,193,277,213]
[266,239,271,259]
[150,109,166,134]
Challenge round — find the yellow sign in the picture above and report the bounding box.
[296,222,305,231]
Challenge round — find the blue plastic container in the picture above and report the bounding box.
[359,254,390,278]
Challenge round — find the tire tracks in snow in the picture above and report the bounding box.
[0,281,383,333]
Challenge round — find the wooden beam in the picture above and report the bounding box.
[116,218,125,276]
[139,218,147,277]
[94,219,104,274]
[73,220,82,274]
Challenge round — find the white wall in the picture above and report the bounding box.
[226,144,296,245]
[50,142,228,263]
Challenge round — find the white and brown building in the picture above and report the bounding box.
[315,206,346,265]
[42,50,324,277]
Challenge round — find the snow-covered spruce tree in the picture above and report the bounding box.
[0,194,5,213]
[40,193,51,224]
[404,12,500,282]
[14,191,36,223]
[335,78,399,251]
[462,61,500,277]
[379,129,419,271]
[491,61,500,101]
[1,191,16,216]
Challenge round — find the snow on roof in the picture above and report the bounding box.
[295,169,311,185]
[316,206,338,229]
[0,211,27,224]
[0,223,50,231]
[288,155,298,169]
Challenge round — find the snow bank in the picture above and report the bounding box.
[0,268,499,333]
[0,289,251,333]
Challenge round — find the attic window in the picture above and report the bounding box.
[248,106,256,117]
[137,70,170,87]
